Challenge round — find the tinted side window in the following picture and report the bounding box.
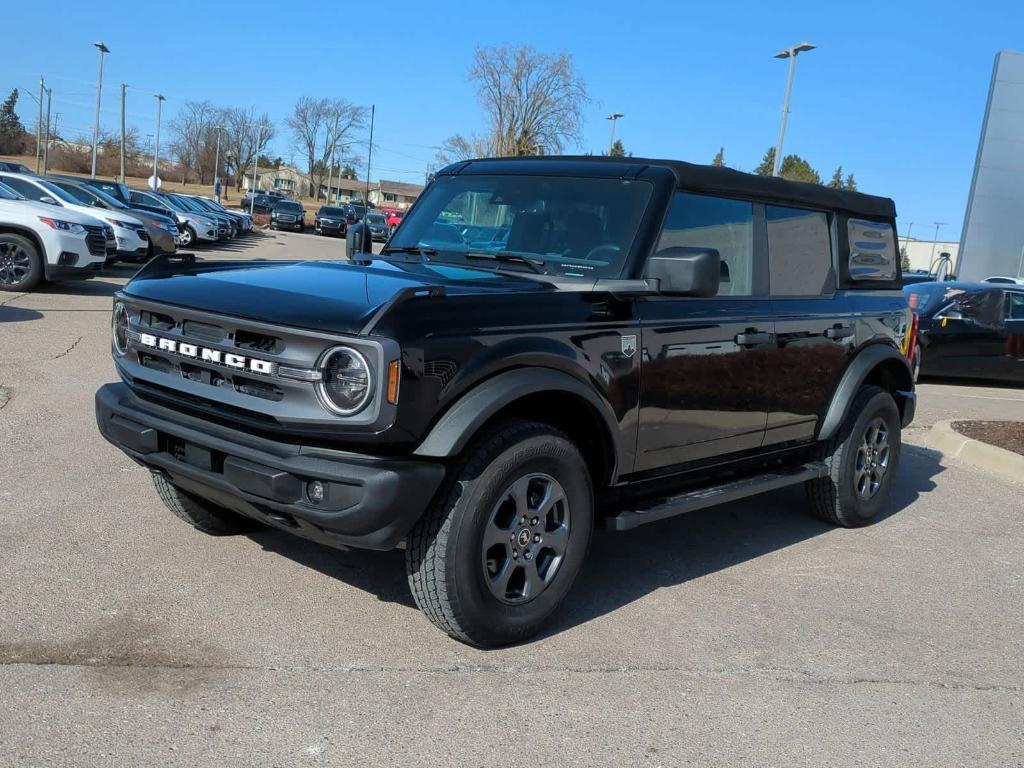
[655,192,754,296]
[847,218,897,281]
[1007,292,1024,320]
[767,205,833,296]
[3,177,46,202]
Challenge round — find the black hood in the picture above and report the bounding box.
[123,258,545,334]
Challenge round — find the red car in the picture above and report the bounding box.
[385,209,405,231]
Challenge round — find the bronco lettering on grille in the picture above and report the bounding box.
[138,332,276,375]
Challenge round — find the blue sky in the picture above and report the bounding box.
[4,0,1021,240]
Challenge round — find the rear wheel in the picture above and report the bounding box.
[0,233,43,292]
[406,420,593,647]
[151,472,258,535]
[180,225,196,247]
[806,385,901,527]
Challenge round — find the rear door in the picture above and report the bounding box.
[636,191,774,472]
[1004,290,1024,380]
[764,204,854,445]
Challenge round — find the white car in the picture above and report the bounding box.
[0,180,111,291]
[983,276,1024,285]
[0,171,148,262]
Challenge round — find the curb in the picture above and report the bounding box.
[922,420,1024,486]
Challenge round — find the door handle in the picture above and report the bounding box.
[824,326,854,340]
[734,331,772,346]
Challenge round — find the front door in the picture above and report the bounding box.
[926,288,1009,379]
[1003,290,1024,381]
[635,191,773,472]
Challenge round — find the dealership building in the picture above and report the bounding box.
[956,50,1024,281]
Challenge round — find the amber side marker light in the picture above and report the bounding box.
[387,359,401,404]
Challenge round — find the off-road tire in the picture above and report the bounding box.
[406,420,593,647]
[806,385,901,527]
[152,472,258,535]
[0,233,43,292]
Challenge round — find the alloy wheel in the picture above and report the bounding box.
[482,473,570,605]
[0,241,32,287]
[854,417,891,500]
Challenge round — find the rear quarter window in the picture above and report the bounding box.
[846,218,898,283]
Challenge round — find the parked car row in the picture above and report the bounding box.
[0,166,255,292]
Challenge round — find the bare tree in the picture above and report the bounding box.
[443,45,588,159]
[287,97,367,198]
[221,108,275,191]
[435,133,494,165]
[168,101,220,184]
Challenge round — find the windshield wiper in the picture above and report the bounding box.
[380,245,438,258]
[463,251,546,274]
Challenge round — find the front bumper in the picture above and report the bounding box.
[95,383,445,550]
[148,227,177,254]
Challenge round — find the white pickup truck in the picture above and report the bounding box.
[0,180,111,292]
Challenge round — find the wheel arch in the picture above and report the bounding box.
[413,367,621,488]
[818,343,914,441]
[0,225,45,261]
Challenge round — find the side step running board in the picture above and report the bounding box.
[608,462,828,532]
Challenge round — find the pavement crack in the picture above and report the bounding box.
[0,293,24,307]
[53,336,84,359]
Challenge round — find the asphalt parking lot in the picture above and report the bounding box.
[1,230,1022,767]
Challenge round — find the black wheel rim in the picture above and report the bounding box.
[0,241,32,287]
[482,473,570,605]
[855,417,891,500]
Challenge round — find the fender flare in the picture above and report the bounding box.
[413,367,621,467]
[818,343,914,441]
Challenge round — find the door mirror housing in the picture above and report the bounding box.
[39,196,59,206]
[346,222,373,258]
[643,247,721,297]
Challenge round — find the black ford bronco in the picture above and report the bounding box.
[96,157,916,647]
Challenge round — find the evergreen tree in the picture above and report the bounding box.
[828,166,844,189]
[0,89,25,154]
[779,154,821,185]
[712,147,725,167]
[754,147,776,176]
[901,246,911,272]
[844,173,857,192]
[608,138,626,158]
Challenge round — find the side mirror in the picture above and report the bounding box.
[40,196,59,205]
[643,247,720,297]
[346,222,373,258]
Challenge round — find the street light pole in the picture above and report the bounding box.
[41,88,52,175]
[119,84,127,183]
[152,94,165,189]
[90,42,110,178]
[772,42,815,177]
[250,126,263,216]
[606,112,624,155]
[212,126,222,201]
[364,104,375,207]
[36,77,44,173]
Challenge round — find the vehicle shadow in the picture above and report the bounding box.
[920,374,1024,391]
[0,305,44,323]
[243,445,946,632]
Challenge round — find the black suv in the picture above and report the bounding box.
[95,157,916,647]
[270,199,305,231]
[314,205,350,237]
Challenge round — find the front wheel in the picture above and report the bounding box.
[0,233,43,292]
[806,385,901,527]
[180,225,196,247]
[406,420,593,647]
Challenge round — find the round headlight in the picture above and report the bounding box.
[112,302,130,356]
[317,346,373,415]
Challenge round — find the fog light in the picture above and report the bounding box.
[307,480,326,504]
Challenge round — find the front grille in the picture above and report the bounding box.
[138,229,149,241]
[84,225,107,256]
[235,329,284,354]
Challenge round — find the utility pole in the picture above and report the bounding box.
[250,126,263,216]
[364,104,375,207]
[42,87,52,175]
[606,112,623,154]
[151,94,165,189]
[119,84,127,183]
[772,42,816,176]
[91,42,110,178]
[36,77,45,173]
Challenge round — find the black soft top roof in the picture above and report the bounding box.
[440,155,896,220]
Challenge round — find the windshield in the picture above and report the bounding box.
[0,181,24,201]
[319,207,346,217]
[170,194,205,213]
[276,201,303,212]
[367,214,386,225]
[388,174,653,278]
